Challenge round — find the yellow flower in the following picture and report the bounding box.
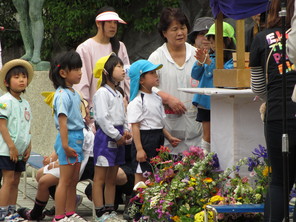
[210,195,224,203]
[203,177,213,183]
[263,166,272,177]
[194,211,214,222]
[171,216,180,222]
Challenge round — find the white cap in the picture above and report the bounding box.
[95,11,127,24]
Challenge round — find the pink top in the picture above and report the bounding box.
[74,38,130,106]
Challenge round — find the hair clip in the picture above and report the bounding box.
[57,64,61,68]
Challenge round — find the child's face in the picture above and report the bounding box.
[209,38,215,51]
[112,63,125,83]
[61,68,82,87]
[140,70,159,90]
[5,73,28,94]
[194,31,211,50]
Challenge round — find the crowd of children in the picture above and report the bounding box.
[0,5,240,222]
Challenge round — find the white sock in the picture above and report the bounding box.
[201,139,211,154]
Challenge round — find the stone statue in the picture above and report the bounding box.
[12,0,45,64]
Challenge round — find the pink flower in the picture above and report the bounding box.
[241,177,249,183]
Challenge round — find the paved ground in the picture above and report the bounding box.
[17,175,125,221]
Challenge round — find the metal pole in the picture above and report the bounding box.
[279,0,289,221]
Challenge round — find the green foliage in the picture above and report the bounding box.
[0,0,180,61]
[0,1,22,48]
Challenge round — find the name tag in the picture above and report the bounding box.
[108,141,117,148]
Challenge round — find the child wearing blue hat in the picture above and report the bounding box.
[127,60,181,185]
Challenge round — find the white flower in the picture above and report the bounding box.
[133,181,147,190]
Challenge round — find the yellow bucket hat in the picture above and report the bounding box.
[0,59,34,91]
[93,52,115,89]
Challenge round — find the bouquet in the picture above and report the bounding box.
[129,145,269,222]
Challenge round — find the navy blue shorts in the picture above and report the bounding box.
[131,129,164,174]
[196,108,211,122]
[0,156,26,172]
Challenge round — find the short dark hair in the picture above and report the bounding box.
[100,54,124,87]
[5,66,28,92]
[49,50,82,89]
[158,7,190,42]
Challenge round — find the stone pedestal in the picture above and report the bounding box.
[23,70,56,156]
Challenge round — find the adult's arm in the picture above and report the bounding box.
[156,90,186,114]
[250,66,267,100]
[75,44,93,104]
[148,51,186,114]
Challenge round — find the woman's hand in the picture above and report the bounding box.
[168,136,182,147]
[167,96,187,114]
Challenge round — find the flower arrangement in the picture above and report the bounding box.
[129,145,269,222]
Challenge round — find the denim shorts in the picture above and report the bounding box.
[54,130,84,165]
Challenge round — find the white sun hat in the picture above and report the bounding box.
[96,11,127,24]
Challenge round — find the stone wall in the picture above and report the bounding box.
[23,71,56,156]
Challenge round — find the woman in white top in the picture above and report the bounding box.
[148,8,202,154]
[74,6,130,107]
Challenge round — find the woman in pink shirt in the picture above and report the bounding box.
[74,6,130,107]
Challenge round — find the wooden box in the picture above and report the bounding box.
[213,68,251,88]
[214,15,251,88]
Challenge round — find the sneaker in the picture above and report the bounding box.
[43,206,55,217]
[75,195,83,210]
[0,209,8,221]
[4,213,24,222]
[52,217,72,222]
[95,212,111,222]
[17,208,45,221]
[67,213,87,222]
[105,211,127,222]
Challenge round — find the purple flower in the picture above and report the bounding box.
[143,171,151,178]
[247,157,260,171]
[154,174,162,183]
[252,145,268,159]
[212,153,220,169]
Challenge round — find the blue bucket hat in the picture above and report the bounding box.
[129,60,163,101]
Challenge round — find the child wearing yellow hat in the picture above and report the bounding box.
[191,22,236,153]
[0,59,33,221]
[92,53,131,221]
